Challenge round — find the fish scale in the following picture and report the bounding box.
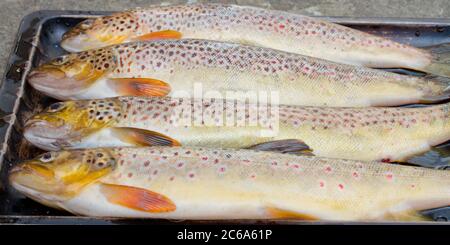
[28,39,450,106]
[24,96,450,162]
[9,146,450,220]
[59,3,449,78]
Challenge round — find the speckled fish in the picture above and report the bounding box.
[9,146,450,220]
[27,39,450,107]
[24,96,450,163]
[60,3,450,77]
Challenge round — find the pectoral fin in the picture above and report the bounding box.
[134,30,182,41]
[100,183,176,213]
[108,78,171,97]
[111,127,180,146]
[266,206,318,220]
[247,139,313,155]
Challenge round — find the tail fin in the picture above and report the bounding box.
[422,43,450,78]
[419,74,450,104]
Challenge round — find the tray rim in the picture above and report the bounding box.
[1,10,450,225]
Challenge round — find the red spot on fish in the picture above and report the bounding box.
[177,162,184,168]
[381,158,391,163]
[128,172,133,178]
[279,24,285,29]
[153,170,158,175]
[214,159,219,164]
[188,172,195,178]
[292,164,300,169]
[319,181,325,188]
[202,156,208,161]
[325,166,332,173]
[386,173,393,181]
[338,184,344,190]
[144,161,150,167]
[250,173,256,179]
[219,167,226,173]
[352,171,359,178]
[169,176,175,181]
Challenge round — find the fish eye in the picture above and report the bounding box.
[52,56,68,65]
[39,152,54,162]
[47,102,65,112]
[80,19,94,29]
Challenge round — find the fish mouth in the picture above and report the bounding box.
[28,67,66,86]
[24,119,73,151]
[10,163,54,181]
[9,163,68,207]
[27,67,76,98]
[60,34,96,53]
[28,63,98,100]
[61,31,109,52]
[9,162,56,194]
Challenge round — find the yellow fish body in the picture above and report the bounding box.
[24,97,450,162]
[9,146,450,221]
[61,3,449,77]
[28,40,449,106]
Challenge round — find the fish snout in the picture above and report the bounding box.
[9,161,64,202]
[61,34,93,53]
[24,119,73,151]
[28,67,66,85]
[9,163,54,182]
[61,19,103,52]
[27,67,88,100]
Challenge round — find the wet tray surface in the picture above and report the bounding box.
[0,10,450,224]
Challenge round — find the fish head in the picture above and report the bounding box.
[9,149,117,204]
[27,49,116,100]
[61,12,137,52]
[24,99,123,150]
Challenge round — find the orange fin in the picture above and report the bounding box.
[111,127,180,147]
[247,139,314,155]
[266,207,318,220]
[108,78,171,97]
[134,30,182,41]
[100,183,176,213]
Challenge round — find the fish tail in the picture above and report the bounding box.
[422,43,450,78]
[419,75,450,104]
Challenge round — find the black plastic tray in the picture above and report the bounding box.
[0,10,450,224]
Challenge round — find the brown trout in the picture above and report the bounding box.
[9,146,450,220]
[27,39,450,107]
[24,96,450,162]
[60,3,450,77]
